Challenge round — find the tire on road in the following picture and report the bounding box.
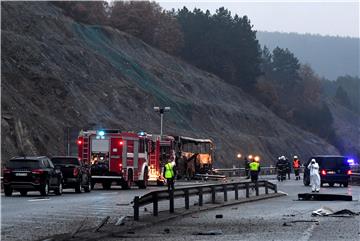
[84,178,91,193]
[40,182,49,196]
[55,181,63,195]
[137,168,148,189]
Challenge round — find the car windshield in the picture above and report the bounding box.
[51,158,79,165]
[318,157,349,169]
[7,160,41,169]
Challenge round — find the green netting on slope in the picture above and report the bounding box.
[72,23,193,130]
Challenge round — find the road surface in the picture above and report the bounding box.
[2,177,359,241]
[103,178,360,241]
[1,180,208,241]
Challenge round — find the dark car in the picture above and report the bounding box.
[3,156,63,196]
[51,156,91,193]
[303,155,351,187]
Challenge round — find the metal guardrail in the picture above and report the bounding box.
[214,166,288,176]
[133,180,277,221]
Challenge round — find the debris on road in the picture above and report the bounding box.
[115,216,126,226]
[164,228,170,234]
[283,220,319,226]
[215,214,223,219]
[312,207,360,217]
[298,193,352,201]
[94,216,110,232]
[71,217,88,237]
[193,230,223,235]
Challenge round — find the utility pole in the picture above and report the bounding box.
[153,106,170,139]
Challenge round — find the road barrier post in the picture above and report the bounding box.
[169,190,174,213]
[184,190,189,209]
[265,182,269,194]
[198,187,203,206]
[245,183,249,198]
[234,184,239,200]
[255,182,259,196]
[134,196,139,221]
[223,184,228,202]
[153,192,158,216]
[211,186,216,203]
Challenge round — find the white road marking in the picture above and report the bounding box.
[28,198,50,202]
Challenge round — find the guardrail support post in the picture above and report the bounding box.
[234,184,239,200]
[245,183,249,198]
[274,184,278,193]
[265,182,269,194]
[153,192,158,216]
[169,190,174,213]
[211,186,216,204]
[223,185,227,202]
[134,196,139,221]
[255,182,259,196]
[184,190,189,209]
[198,187,203,206]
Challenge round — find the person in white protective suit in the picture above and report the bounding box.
[308,159,320,192]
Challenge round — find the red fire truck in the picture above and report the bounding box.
[77,129,174,189]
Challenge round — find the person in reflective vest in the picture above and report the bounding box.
[163,160,176,191]
[249,159,260,183]
[293,156,301,180]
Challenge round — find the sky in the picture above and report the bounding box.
[159,0,359,38]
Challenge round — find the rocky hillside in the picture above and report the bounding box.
[1,2,339,166]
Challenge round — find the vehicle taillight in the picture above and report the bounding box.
[32,169,44,175]
[77,140,82,145]
[73,168,79,177]
[3,168,12,174]
[347,170,352,175]
[321,170,326,175]
[119,141,123,146]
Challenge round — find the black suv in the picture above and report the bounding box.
[303,155,351,187]
[51,156,91,193]
[3,156,63,196]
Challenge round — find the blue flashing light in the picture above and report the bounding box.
[98,130,105,136]
[347,159,355,166]
[139,131,145,136]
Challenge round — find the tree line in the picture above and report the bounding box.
[52,1,358,154]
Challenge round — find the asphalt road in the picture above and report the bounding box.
[103,178,360,241]
[1,180,208,241]
[2,177,360,241]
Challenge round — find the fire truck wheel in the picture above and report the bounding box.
[138,169,148,189]
[102,181,112,190]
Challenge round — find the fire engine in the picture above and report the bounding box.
[77,129,174,189]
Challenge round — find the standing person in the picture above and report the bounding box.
[308,159,320,192]
[163,159,176,191]
[249,158,260,183]
[293,156,301,180]
[285,156,291,180]
[244,157,250,179]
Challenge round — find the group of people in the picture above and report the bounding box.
[275,155,301,181]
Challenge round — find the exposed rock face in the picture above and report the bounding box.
[1,2,339,166]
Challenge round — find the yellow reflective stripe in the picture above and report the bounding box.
[249,162,259,171]
[165,163,174,178]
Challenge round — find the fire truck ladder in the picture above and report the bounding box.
[82,136,89,163]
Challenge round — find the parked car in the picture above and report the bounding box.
[3,156,63,196]
[303,155,351,187]
[51,156,91,193]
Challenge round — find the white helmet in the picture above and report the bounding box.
[281,156,285,160]
[311,158,316,163]
[294,155,298,159]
